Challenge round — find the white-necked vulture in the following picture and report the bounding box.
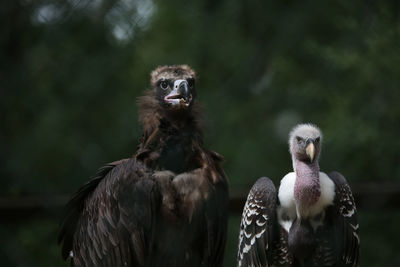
[58,65,229,267]
[237,123,359,267]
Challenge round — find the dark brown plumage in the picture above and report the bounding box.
[58,65,229,267]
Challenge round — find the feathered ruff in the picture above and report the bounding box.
[135,90,224,184]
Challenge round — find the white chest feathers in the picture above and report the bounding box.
[277,172,335,232]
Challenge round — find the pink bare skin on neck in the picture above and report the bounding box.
[294,159,321,210]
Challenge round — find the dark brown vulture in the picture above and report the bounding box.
[58,65,229,267]
[237,123,360,267]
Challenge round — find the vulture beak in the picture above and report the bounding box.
[164,79,192,107]
[306,141,315,162]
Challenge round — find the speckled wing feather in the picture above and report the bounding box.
[328,171,360,267]
[237,177,277,267]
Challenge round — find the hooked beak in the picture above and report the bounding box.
[164,79,192,107]
[306,142,315,162]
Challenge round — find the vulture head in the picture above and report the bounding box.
[150,65,196,111]
[289,124,322,165]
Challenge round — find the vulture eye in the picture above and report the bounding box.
[296,136,303,143]
[187,78,195,88]
[315,137,320,143]
[160,81,169,90]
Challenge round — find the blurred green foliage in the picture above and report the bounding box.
[1,0,399,266]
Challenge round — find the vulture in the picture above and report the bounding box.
[237,123,360,267]
[58,65,229,267]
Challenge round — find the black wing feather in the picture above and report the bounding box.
[329,171,360,267]
[237,177,277,267]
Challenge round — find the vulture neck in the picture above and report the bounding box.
[293,158,321,217]
[136,91,204,173]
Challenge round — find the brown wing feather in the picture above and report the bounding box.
[59,159,159,266]
[204,177,229,266]
[58,159,128,260]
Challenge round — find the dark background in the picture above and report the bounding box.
[1,0,399,266]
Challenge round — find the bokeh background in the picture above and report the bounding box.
[1,0,400,266]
